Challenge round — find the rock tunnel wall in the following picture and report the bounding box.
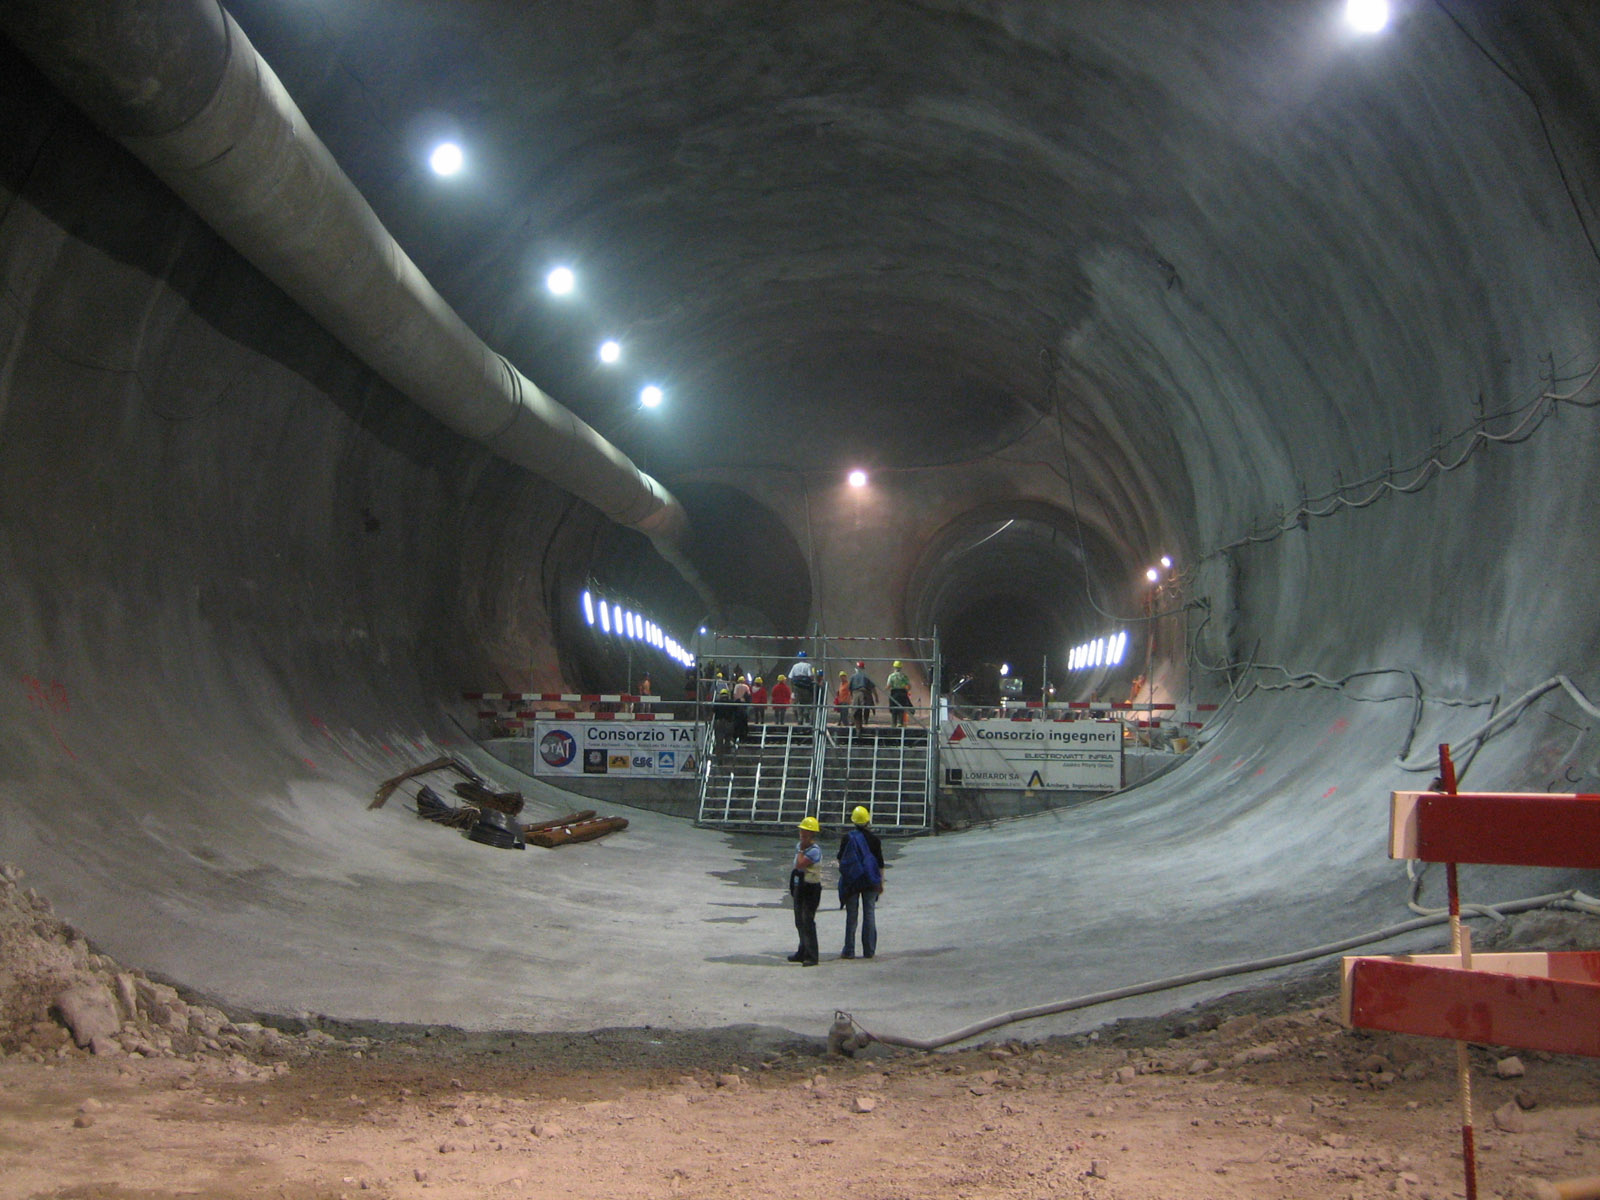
[0,71,577,926]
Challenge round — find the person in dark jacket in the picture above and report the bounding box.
[836,806,884,959]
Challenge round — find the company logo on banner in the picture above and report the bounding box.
[939,719,1122,791]
[533,721,698,778]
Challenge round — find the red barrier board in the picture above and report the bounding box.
[1390,791,1600,868]
[1344,952,1600,1058]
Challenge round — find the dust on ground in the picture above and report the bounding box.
[3,862,1597,1200]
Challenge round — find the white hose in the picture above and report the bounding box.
[850,889,1591,1051]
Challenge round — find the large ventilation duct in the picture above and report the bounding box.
[0,0,716,611]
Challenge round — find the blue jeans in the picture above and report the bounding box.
[843,889,878,958]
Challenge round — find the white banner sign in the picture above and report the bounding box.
[939,719,1122,791]
[533,721,700,779]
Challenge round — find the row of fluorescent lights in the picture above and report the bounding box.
[426,149,666,411]
[581,590,696,667]
[1069,631,1129,672]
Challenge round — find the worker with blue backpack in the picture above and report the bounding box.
[836,806,885,959]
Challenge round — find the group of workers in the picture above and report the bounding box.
[693,651,917,731]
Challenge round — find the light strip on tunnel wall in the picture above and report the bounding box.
[1069,630,1128,672]
[581,589,696,666]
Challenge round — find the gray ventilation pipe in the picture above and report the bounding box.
[1,0,716,609]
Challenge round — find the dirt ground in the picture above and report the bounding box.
[4,862,1598,1200]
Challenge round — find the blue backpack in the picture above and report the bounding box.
[837,828,882,902]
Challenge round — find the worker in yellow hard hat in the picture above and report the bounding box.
[788,817,823,965]
[837,806,884,960]
[770,673,793,725]
[887,660,912,728]
[834,671,852,728]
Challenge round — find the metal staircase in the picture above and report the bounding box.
[696,709,934,834]
[816,725,932,833]
[696,721,817,829]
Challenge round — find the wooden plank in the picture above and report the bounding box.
[1389,791,1600,867]
[1342,953,1600,1058]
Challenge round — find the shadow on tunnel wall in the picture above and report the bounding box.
[0,34,585,899]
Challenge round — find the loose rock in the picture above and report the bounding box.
[54,985,120,1048]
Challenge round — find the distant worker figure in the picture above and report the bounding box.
[833,671,852,728]
[886,661,911,727]
[837,806,884,960]
[788,817,823,966]
[750,676,768,726]
[711,673,734,762]
[635,673,652,715]
[770,674,793,725]
[848,661,877,732]
[731,673,752,743]
[788,650,816,720]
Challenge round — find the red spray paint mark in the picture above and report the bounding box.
[21,675,76,760]
[1322,786,1338,799]
[1329,718,1350,734]
[1254,766,1266,776]
[302,758,318,770]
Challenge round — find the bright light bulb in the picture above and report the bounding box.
[599,340,621,364]
[847,469,868,488]
[1160,555,1173,569]
[582,590,595,626]
[429,142,463,176]
[599,600,611,633]
[546,267,575,295]
[1345,0,1390,33]
[640,385,663,408]
[999,663,1010,677]
[1146,567,1159,583]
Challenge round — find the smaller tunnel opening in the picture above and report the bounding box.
[908,505,1149,708]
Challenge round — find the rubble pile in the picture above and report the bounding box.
[0,862,358,1071]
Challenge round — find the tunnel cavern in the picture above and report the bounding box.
[2,0,1598,1071]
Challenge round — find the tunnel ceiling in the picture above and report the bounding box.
[213,0,1350,477]
[162,0,1591,565]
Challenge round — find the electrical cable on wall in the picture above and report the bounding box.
[1431,0,1600,269]
[1211,355,1600,556]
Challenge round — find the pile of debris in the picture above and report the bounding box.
[0,862,361,1069]
[373,756,628,850]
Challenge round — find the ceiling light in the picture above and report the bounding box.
[999,663,1010,677]
[546,267,575,296]
[429,142,463,176]
[1344,0,1390,33]
[640,385,663,408]
[599,340,621,364]
[1160,555,1172,569]
[847,469,868,488]
[1146,567,1160,583]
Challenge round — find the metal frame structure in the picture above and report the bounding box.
[693,631,940,835]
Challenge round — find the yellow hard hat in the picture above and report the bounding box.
[839,670,848,677]
[755,677,763,684]
[893,661,901,668]
[778,674,787,681]
[798,817,821,832]
[851,806,871,826]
